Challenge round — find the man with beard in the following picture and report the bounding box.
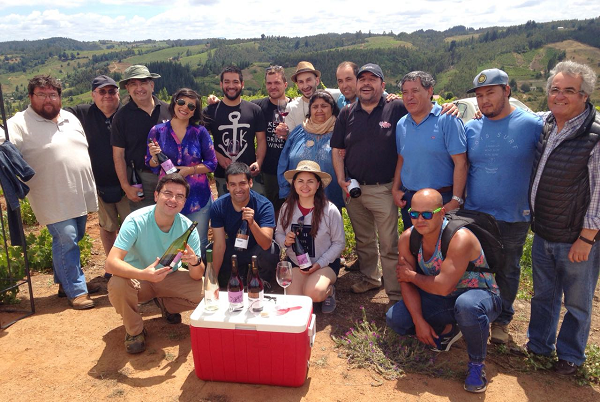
[203,66,267,196]
[251,65,289,211]
[111,65,171,211]
[5,75,99,309]
[463,69,543,345]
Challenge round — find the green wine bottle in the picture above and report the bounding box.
[159,221,198,271]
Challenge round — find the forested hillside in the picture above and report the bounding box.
[1,17,599,115]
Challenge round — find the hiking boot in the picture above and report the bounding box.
[555,359,578,376]
[322,286,336,314]
[153,298,182,324]
[344,259,360,272]
[432,324,462,352]
[464,362,487,393]
[491,323,510,344]
[68,294,95,310]
[125,329,147,354]
[58,282,100,298]
[351,279,380,294]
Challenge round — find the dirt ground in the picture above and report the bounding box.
[1,213,600,402]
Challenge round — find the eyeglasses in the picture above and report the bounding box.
[160,191,186,202]
[175,99,196,111]
[266,65,284,71]
[408,207,442,220]
[32,93,59,100]
[95,88,118,96]
[549,87,585,97]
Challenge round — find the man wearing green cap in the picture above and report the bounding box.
[111,65,171,211]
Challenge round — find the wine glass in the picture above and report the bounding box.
[277,99,288,119]
[276,261,293,308]
[226,139,241,159]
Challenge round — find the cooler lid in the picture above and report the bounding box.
[190,293,313,333]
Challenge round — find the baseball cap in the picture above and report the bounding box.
[357,63,384,81]
[92,75,118,91]
[467,69,509,93]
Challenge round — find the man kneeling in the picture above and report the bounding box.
[386,189,501,393]
[105,174,204,354]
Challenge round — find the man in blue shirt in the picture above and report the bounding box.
[210,162,278,287]
[392,71,467,229]
[106,174,204,354]
[464,68,543,345]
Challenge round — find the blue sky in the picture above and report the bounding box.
[0,1,598,42]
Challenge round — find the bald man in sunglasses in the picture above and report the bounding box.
[386,188,501,394]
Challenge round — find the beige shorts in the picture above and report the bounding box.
[98,195,131,232]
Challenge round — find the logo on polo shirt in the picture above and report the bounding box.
[379,121,391,129]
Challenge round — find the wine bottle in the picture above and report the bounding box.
[151,139,178,175]
[247,255,264,312]
[129,160,144,198]
[158,221,198,271]
[234,219,249,251]
[293,226,312,271]
[228,255,244,312]
[203,249,219,311]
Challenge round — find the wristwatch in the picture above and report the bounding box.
[452,195,464,206]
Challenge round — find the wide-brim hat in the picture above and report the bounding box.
[291,61,321,83]
[284,160,332,188]
[119,65,161,89]
[467,68,509,93]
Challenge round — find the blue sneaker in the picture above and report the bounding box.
[464,362,487,393]
[431,324,462,352]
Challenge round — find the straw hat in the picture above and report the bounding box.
[291,61,321,83]
[284,160,332,188]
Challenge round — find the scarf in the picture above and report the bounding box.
[303,115,336,135]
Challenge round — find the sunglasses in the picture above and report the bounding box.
[176,99,196,111]
[408,207,442,220]
[297,215,305,229]
[266,65,284,71]
[95,88,118,96]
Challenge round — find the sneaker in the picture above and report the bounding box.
[58,282,100,298]
[351,279,380,294]
[322,286,336,314]
[491,323,509,344]
[153,298,182,324]
[464,362,488,393]
[68,294,95,310]
[555,359,578,376]
[432,324,462,352]
[344,259,360,272]
[125,329,147,354]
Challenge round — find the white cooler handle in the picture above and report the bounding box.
[308,314,316,347]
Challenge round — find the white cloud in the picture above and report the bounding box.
[0,1,598,42]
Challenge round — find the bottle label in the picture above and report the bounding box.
[248,290,264,311]
[169,251,183,270]
[162,159,178,174]
[297,252,312,269]
[228,291,243,304]
[234,235,249,249]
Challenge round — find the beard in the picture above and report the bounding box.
[32,102,61,120]
[223,87,243,101]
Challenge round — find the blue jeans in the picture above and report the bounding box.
[527,234,600,365]
[494,221,530,325]
[186,197,212,259]
[386,288,501,363]
[46,215,88,299]
[400,186,452,229]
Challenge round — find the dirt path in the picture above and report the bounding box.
[1,213,599,401]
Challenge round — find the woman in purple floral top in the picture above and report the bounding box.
[146,88,217,255]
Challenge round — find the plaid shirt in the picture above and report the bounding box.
[531,108,600,230]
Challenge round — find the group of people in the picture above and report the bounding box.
[1,55,598,394]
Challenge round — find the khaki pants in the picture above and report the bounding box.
[345,183,401,301]
[108,270,204,336]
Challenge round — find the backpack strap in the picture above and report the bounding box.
[408,228,424,275]
[439,219,477,272]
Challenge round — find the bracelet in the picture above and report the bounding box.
[190,256,202,266]
[151,157,158,165]
[578,235,596,245]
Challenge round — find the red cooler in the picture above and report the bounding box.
[190,293,316,387]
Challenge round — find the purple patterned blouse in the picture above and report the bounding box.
[146,121,217,215]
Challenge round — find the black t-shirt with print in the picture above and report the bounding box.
[252,97,286,175]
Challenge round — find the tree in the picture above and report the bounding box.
[520,83,531,93]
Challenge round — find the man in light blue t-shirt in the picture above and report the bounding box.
[392,71,467,229]
[463,68,543,345]
[106,174,204,354]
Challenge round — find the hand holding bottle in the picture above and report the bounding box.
[299,262,321,275]
[240,207,255,227]
[143,258,172,283]
[180,243,201,267]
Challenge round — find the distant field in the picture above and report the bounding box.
[444,33,481,42]
[340,36,413,50]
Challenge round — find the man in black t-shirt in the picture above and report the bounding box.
[251,65,289,211]
[203,66,267,197]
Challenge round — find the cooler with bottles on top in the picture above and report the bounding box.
[189,292,316,387]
